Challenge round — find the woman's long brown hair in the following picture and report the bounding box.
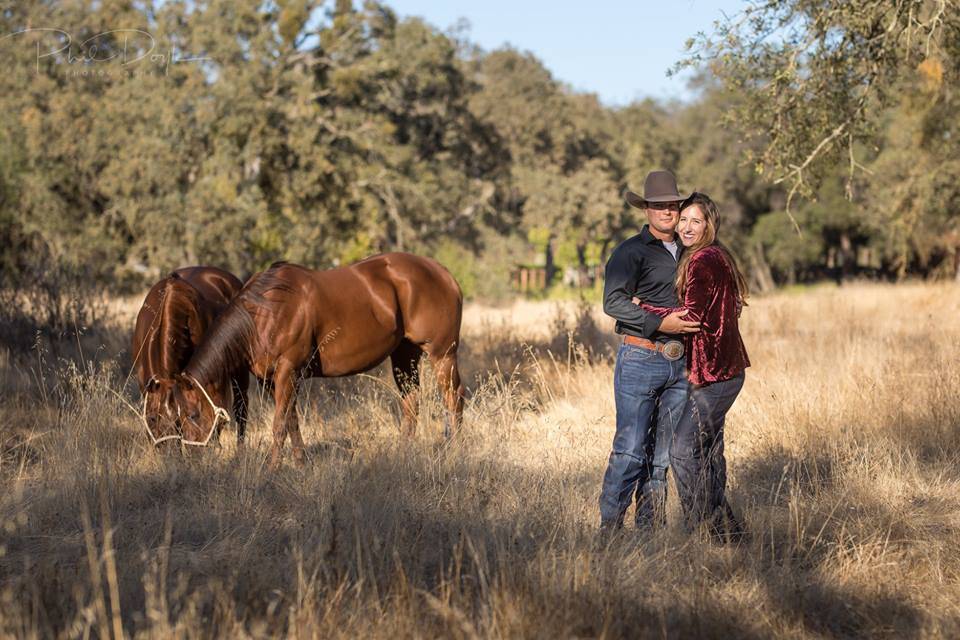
[675,192,750,304]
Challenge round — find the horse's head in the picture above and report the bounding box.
[171,374,231,446]
[143,376,182,447]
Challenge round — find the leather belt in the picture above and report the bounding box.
[622,335,685,361]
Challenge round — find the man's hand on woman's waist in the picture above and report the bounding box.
[660,309,700,334]
[631,297,700,335]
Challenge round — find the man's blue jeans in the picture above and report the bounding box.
[599,342,688,528]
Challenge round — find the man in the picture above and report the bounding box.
[599,170,700,534]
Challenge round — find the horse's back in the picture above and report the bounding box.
[348,253,463,346]
[274,253,462,364]
[172,266,243,306]
[350,253,460,300]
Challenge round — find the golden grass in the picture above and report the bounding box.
[1,282,959,638]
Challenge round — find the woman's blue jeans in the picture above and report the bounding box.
[599,342,688,528]
[670,372,745,528]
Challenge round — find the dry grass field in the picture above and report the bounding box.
[1,282,960,638]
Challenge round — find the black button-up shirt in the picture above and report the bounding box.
[602,224,683,340]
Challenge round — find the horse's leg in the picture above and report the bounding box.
[428,343,464,438]
[231,371,249,446]
[391,339,423,436]
[269,363,304,468]
[287,400,307,467]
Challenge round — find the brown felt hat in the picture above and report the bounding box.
[625,170,688,209]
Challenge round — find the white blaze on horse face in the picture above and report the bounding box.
[145,385,180,442]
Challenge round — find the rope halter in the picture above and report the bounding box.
[141,388,184,447]
[140,396,181,446]
[181,374,231,447]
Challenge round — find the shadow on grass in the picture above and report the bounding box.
[725,439,960,638]
[1,299,955,637]
[758,571,926,638]
[1,433,944,638]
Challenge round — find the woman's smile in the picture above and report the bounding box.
[679,226,699,245]
[677,204,707,247]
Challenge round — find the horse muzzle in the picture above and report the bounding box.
[180,410,229,448]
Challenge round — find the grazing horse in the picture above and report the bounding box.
[132,266,248,447]
[170,252,464,467]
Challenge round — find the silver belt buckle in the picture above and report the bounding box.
[661,340,684,361]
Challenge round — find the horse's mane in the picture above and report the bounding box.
[153,273,203,374]
[185,262,297,383]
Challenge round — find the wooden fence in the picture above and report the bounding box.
[510,265,604,292]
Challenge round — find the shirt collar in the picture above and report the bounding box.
[640,224,678,246]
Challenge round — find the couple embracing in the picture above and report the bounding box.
[599,170,750,542]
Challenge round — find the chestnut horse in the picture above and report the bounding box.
[132,266,248,447]
[170,252,464,466]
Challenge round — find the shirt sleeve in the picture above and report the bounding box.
[682,252,716,324]
[602,244,663,337]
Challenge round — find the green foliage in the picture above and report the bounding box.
[0,0,957,302]
[432,239,479,300]
[0,0,510,286]
[681,1,957,198]
[751,176,867,282]
[431,231,520,301]
[752,211,825,281]
[469,49,624,277]
[864,43,960,278]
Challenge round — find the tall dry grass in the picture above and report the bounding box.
[1,282,959,638]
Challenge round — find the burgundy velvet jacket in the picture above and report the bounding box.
[642,245,750,385]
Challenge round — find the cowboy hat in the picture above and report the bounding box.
[625,170,688,208]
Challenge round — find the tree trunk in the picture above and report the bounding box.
[544,236,556,290]
[839,232,852,284]
[379,185,404,252]
[750,242,775,293]
[576,243,589,288]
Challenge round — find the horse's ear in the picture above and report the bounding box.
[145,376,160,392]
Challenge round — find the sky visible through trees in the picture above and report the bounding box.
[383,0,747,104]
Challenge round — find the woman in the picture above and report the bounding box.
[636,192,750,541]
